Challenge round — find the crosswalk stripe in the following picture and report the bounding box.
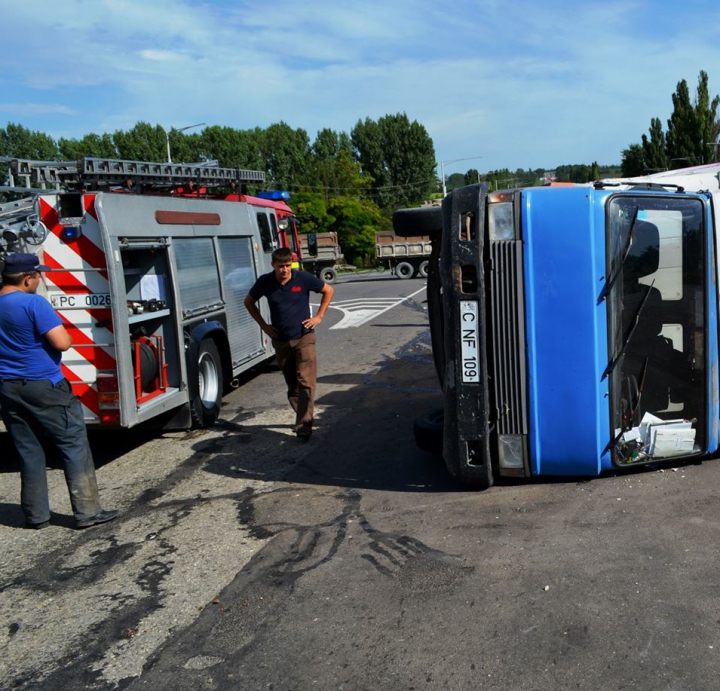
[323,286,426,329]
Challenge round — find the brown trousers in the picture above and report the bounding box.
[272,332,317,432]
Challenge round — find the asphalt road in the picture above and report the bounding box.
[3,272,720,690]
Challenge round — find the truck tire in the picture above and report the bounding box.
[321,267,338,283]
[414,408,443,454]
[392,206,443,237]
[396,261,414,279]
[190,339,223,428]
[418,260,429,278]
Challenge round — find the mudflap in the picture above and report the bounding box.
[440,183,494,488]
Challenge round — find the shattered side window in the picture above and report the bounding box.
[606,195,705,464]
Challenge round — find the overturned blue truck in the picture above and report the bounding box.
[394,165,720,487]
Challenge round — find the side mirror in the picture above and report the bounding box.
[307,232,318,257]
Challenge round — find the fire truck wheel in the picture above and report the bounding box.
[191,339,223,428]
[414,408,444,454]
[418,260,430,278]
[396,262,414,279]
[321,267,337,283]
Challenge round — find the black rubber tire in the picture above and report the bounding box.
[417,260,429,278]
[392,206,443,237]
[190,339,223,428]
[414,408,444,454]
[396,261,414,279]
[321,267,338,283]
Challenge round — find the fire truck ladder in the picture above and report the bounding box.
[2,157,266,191]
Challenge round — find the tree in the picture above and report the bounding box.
[310,129,369,203]
[58,133,117,159]
[666,71,720,167]
[0,123,59,194]
[694,70,720,163]
[0,123,59,159]
[291,192,335,235]
[200,126,264,169]
[260,122,311,189]
[113,122,167,161]
[464,169,480,185]
[621,144,646,177]
[351,113,436,208]
[327,196,384,265]
[641,118,669,172]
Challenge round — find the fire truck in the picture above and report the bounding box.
[0,156,303,429]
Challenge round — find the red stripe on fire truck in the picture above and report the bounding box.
[61,366,100,418]
[39,198,108,279]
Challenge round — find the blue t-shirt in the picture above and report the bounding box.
[0,291,64,383]
[249,269,325,341]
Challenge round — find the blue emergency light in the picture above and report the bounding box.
[60,225,82,241]
[258,190,291,201]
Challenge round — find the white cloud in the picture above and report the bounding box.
[2,0,720,170]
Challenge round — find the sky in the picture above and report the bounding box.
[2,0,720,176]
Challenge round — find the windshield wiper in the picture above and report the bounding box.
[598,209,639,303]
[602,281,655,378]
[631,357,649,422]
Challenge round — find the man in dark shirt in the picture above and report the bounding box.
[244,247,334,439]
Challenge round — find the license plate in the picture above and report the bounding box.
[459,301,480,383]
[49,293,112,309]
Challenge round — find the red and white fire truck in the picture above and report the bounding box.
[0,157,303,429]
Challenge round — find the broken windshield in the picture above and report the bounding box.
[605,195,705,465]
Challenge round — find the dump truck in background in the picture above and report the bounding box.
[375,232,431,279]
[300,231,343,284]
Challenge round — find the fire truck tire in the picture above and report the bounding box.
[321,267,338,283]
[414,408,444,454]
[392,206,443,237]
[191,339,223,428]
[417,260,430,278]
[396,262,414,279]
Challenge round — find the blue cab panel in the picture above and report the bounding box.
[522,187,611,476]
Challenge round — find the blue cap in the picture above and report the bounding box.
[2,252,51,274]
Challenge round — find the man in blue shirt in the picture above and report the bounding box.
[0,253,117,529]
[244,247,334,439]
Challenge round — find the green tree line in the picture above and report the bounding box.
[0,114,437,265]
[621,70,720,176]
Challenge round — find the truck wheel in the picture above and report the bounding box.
[396,262,414,279]
[418,260,430,278]
[393,206,443,237]
[321,267,338,283]
[190,339,223,428]
[414,408,443,454]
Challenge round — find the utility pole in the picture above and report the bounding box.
[440,156,483,197]
[165,123,206,164]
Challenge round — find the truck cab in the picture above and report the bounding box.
[395,168,720,487]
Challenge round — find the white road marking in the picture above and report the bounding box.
[321,286,426,329]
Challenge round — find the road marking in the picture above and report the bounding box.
[323,286,426,329]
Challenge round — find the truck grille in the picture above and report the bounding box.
[489,241,528,435]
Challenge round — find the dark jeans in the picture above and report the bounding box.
[273,333,317,432]
[0,378,102,524]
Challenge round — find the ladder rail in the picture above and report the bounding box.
[2,156,266,190]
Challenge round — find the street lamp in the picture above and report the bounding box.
[165,122,206,163]
[440,156,483,197]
